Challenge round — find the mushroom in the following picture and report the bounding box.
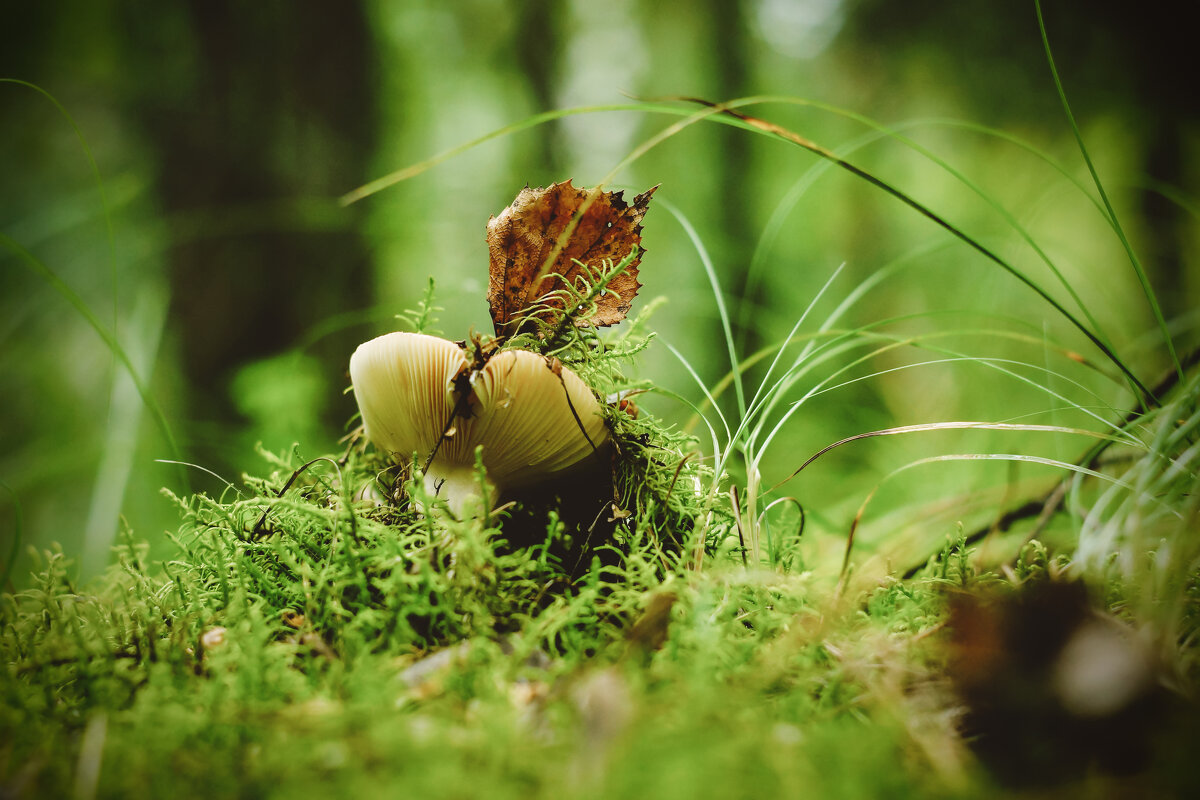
[349,332,609,515]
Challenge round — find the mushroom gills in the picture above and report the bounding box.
[422,460,498,517]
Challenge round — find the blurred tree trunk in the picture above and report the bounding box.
[116,1,376,464]
[703,0,762,400]
[514,0,565,174]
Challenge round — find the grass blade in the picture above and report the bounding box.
[658,198,746,419]
[1035,0,1181,380]
[0,234,185,487]
[680,97,1155,407]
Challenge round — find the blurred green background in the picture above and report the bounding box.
[2,1,1196,582]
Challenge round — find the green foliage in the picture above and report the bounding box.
[231,353,333,456]
[7,436,1194,797]
[0,469,968,799]
[395,277,443,337]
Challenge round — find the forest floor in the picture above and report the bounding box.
[3,445,1197,800]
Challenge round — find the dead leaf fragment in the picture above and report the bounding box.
[625,590,678,654]
[281,610,306,629]
[946,581,1170,787]
[486,180,656,336]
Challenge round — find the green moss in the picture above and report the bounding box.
[0,435,947,799]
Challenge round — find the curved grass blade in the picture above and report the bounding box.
[839,451,1180,587]
[1,79,120,338]
[342,95,1157,405]
[737,116,1119,356]
[1035,0,1181,380]
[155,460,243,499]
[0,234,185,487]
[658,198,746,420]
[1132,177,1200,222]
[787,421,1130,486]
[677,97,1154,407]
[341,104,657,206]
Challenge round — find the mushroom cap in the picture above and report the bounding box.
[349,332,609,506]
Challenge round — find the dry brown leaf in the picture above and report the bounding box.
[624,590,678,654]
[486,179,656,337]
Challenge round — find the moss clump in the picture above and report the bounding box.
[5,482,1199,798]
[0,485,946,800]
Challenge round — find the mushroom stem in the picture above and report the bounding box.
[422,460,497,518]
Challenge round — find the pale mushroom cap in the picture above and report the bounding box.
[470,348,609,487]
[349,332,609,508]
[349,332,467,463]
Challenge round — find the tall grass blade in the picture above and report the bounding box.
[341,103,678,206]
[1035,0,1181,380]
[784,421,1132,485]
[0,234,185,487]
[681,98,1154,407]
[0,80,120,338]
[659,198,746,419]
